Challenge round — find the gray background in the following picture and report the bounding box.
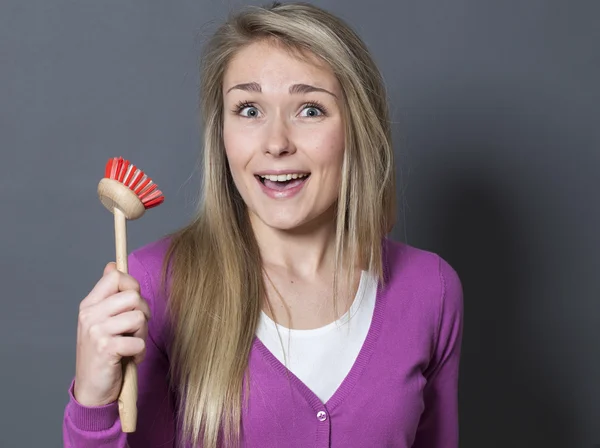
[0,0,598,447]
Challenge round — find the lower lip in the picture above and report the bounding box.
[256,175,310,199]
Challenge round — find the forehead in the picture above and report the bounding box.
[223,40,339,93]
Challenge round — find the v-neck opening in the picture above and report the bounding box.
[258,268,369,337]
[252,239,390,413]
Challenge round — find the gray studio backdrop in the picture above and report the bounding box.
[1,1,598,447]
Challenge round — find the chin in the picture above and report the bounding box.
[250,204,336,234]
[246,204,307,230]
[259,214,308,232]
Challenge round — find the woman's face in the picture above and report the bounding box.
[222,40,345,232]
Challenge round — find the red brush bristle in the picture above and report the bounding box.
[123,165,135,186]
[144,197,164,209]
[117,160,129,182]
[133,175,151,195]
[138,183,157,199]
[111,158,120,180]
[128,169,143,189]
[143,191,164,208]
[104,156,165,209]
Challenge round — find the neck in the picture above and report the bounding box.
[249,208,339,278]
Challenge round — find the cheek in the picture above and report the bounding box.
[223,121,251,175]
[223,118,237,158]
[309,124,345,172]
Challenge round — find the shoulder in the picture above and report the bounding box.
[381,237,463,334]
[128,236,172,280]
[383,237,462,293]
[380,238,464,374]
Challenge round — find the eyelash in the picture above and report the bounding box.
[232,101,328,117]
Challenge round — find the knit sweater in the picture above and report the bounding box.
[62,237,464,447]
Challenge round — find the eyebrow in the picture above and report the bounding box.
[225,82,337,98]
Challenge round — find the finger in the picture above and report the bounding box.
[100,310,148,338]
[132,345,147,364]
[92,290,151,323]
[113,336,146,360]
[80,268,140,308]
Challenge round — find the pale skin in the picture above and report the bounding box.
[74,263,150,406]
[223,40,361,330]
[73,39,361,407]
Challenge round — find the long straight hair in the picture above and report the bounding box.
[162,2,396,447]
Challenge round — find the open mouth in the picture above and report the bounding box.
[256,173,311,191]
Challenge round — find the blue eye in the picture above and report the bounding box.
[300,106,323,117]
[239,106,260,118]
[299,102,328,117]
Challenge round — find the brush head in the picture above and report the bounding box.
[97,157,165,220]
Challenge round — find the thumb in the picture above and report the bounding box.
[103,261,117,276]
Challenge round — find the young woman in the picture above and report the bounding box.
[63,2,464,447]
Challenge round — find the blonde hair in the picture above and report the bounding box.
[162,2,396,447]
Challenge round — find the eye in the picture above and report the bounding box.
[239,105,260,118]
[299,102,327,118]
[233,101,261,118]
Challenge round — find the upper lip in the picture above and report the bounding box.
[255,170,311,176]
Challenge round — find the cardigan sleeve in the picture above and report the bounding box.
[411,256,464,448]
[62,251,177,448]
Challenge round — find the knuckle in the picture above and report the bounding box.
[128,289,142,304]
[134,309,146,325]
[139,296,150,314]
[122,272,140,291]
[96,336,111,354]
[118,289,139,309]
[78,309,93,327]
[130,278,141,292]
[135,338,146,352]
[130,294,146,312]
[88,323,102,339]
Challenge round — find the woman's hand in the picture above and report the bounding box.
[73,262,151,407]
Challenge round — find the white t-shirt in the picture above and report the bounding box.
[256,270,378,403]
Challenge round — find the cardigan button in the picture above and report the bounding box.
[317,411,327,422]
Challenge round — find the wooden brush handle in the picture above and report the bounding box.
[114,208,138,433]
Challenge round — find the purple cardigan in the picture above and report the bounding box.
[62,237,464,447]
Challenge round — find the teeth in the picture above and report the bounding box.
[259,173,309,182]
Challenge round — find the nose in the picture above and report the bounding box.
[264,116,295,156]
